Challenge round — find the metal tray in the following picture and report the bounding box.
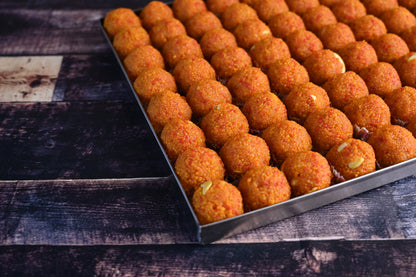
[99,11,416,244]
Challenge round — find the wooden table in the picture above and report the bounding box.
[1,1,416,275]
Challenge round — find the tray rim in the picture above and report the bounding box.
[99,10,416,244]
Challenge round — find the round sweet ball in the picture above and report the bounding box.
[350,15,387,42]
[173,57,216,93]
[326,138,376,181]
[384,86,416,125]
[322,71,369,111]
[361,0,398,17]
[401,26,416,52]
[149,18,186,50]
[285,0,320,15]
[221,3,258,31]
[358,62,402,98]
[146,91,192,132]
[175,147,225,196]
[140,1,173,30]
[371,33,410,63]
[399,0,416,9]
[338,41,378,72]
[185,11,222,41]
[318,22,356,52]
[281,151,332,197]
[304,107,353,153]
[104,8,141,39]
[343,94,391,134]
[238,166,291,211]
[394,52,416,88]
[249,37,291,71]
[219,133,270,175]
[162,35,203,69]
[380,6,416,35]
[172,0,207,22]
[285,30,324,62]
[242,92,287,131]
[187,79,232,118]
[112,26,150,59]
[267,58,310,95]
[206,0,239,15]
[227,66,270,105]
[192,179,243,224]
[406,117,416,138]
[262,120,312,164]
[200,103,249,148]
[252,0,289,23]
[123,45,164,80]
[233,19,272,50]
[368,125,416,167]
[303,49,346,85]
[133,68,177,106]
[268,11,306,39]
[210,46,252,80]
[301,5,337,34]
[160,119,206,161]
[331,0,366,24]
[200,28,237,59]
[284,82,331,123]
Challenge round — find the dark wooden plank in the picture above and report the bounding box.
[1,240,416,276]
[0,178,195,245]
[0,177,415,245]
[0,101,170,179]
[53,54,131,102]
[0,9,110,55]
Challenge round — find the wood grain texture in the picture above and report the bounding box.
[0,9,109,55]
[53,54,131,101]
[1,240,415,276]
[0,178,196,245]
[0,176,415,245]
[0,101,170,180]
[0,56,62,102]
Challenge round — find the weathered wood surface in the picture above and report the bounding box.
[1,0,416,274]
[0,101,170,179]
[54,54,131,101]
[1,240,416,276]
[0,176,415,245]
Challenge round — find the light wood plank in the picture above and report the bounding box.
[0,56,62,102]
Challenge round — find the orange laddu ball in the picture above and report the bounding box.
[104,8,141,39]
[281,151,332,197]
[200,103,249,148]
[219,133,270,176]
[192,179,243,224]
[238,165,291,211]
[160,119,206,161]
[175,146,225,196]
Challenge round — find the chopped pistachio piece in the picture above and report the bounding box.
[337,142,348,152]
[348,157,364,169]
[408,53,416,62]
[201,180,213,195]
